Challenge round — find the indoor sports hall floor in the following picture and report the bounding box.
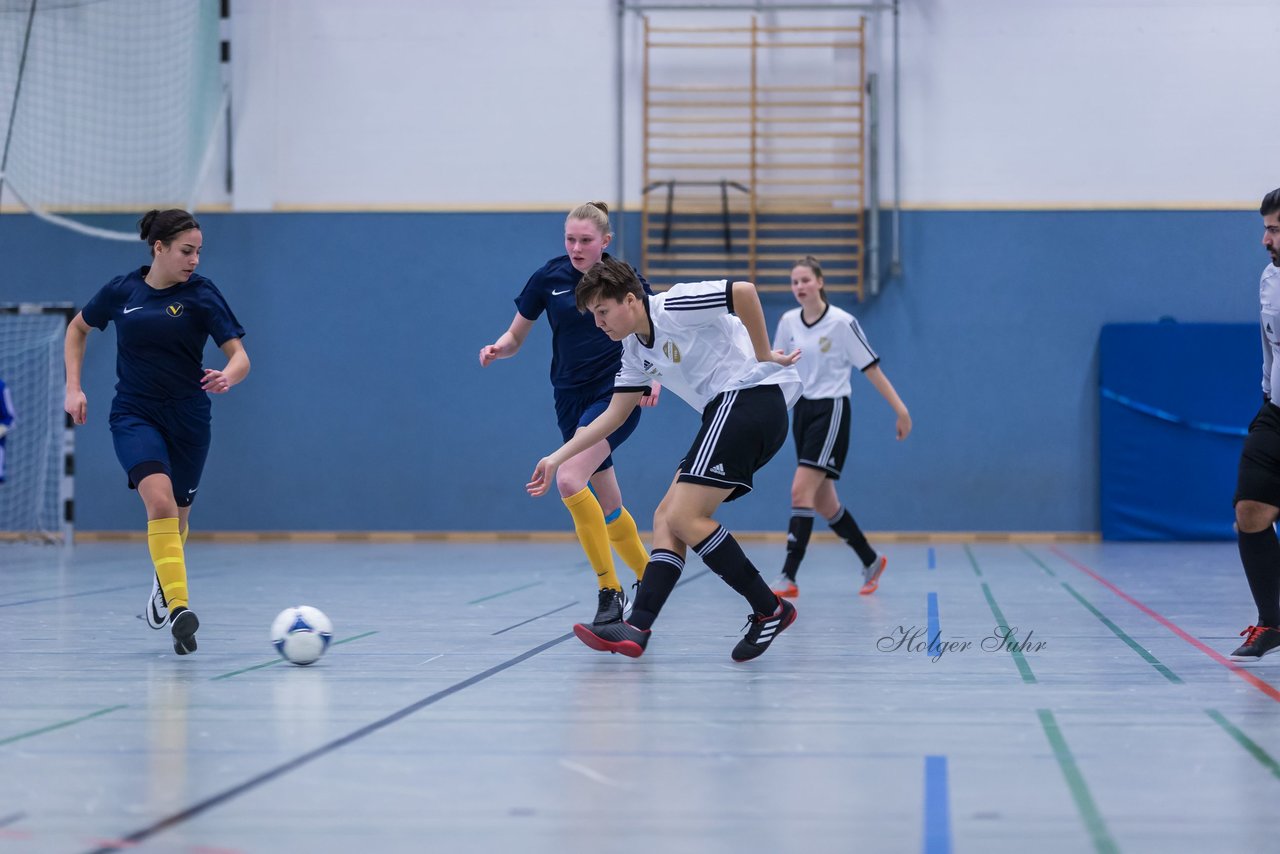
[0,538,1276,854]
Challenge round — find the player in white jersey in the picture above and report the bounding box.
[527,257,803,661]
[1230,188,1280,662]
[769,257,911,599]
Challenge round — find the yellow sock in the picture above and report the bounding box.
[564,487,620,590]
[606,506,649,581]
[181,525,189,546]
[147,517,189,610]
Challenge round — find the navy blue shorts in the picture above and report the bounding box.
[554,381,641,473]
[109,395,212,507]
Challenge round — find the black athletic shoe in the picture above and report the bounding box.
[593,587,627,625]
[573,620,650,658]
[1230,625,1280,662]
[170,607,199,656]
[731,596,797,662]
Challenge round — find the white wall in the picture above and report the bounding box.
[221,0,1280,211]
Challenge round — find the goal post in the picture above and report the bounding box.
[0,302,73,542]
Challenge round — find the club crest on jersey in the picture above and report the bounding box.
[818,336,832,353]
[166,303,184,317]
[662,340,682,363]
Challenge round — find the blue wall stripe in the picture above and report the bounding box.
[927,547,937,569]
[3,208,1261,532]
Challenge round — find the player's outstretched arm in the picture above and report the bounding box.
[528,391,644,496]
[203,338,250,394]
[479,313,535,367]
[731,281,800,366]
[63,313,92,425]
[638,382,662,408]
[864,364,912,440]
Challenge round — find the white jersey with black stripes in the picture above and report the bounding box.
[614,279,802,413]
[773,303,878,400]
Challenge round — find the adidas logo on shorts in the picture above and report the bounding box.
[710,463,726,475]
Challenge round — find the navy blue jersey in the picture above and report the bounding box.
[514,254,652,391]
[81,267,245,401]
[0,377,10,481]
[0,378,12,432]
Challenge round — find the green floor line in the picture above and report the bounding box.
[1207,709,1280,780]
[0,704,128,747]
[980,582,1036,683]
[467,581,542,604]
[1060,583,1182,684]
[1020,545,1058,577]
[962,544,983,577]
[1037,709,1120,854]
[211,631,379,681]
[332,630,377,646]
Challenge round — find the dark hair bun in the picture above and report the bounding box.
[138,209,160,241]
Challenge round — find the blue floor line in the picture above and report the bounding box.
[926,592,941,656]
[923,755,953,854]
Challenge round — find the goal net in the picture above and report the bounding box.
[0,0,225,241]
[0,304,72,542]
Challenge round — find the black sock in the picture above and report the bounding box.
[781,508,815,579]
[693,526,777,615]
[629,549,684,630]
[829,506,877,568]
[1238,527,1280,626]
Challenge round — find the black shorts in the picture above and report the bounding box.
[1235,401,1280,508]
[792,396,850,479]
[677,385,788,502]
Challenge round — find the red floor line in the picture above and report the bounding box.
[1049,546,1280,704]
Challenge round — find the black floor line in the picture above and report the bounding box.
[82,565,716,852]
[492,601,578,635]
[0,584,136,609]
[82,633,573,854]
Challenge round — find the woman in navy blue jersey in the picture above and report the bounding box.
[0,376,13,483]
[770,256,910,599]
[64,209,249,657]
[480,202,654,626]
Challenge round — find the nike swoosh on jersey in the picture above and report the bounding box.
[551,288,572,296]
[123,306,144,314]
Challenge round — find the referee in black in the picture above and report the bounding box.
[1232,187,1280,662]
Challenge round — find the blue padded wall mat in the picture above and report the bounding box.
[1100,322,1257,540]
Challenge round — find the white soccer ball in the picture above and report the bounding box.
[271,605,333,666]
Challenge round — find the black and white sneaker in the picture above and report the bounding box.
[144,572,168,630]
[1230,625,1280,662]
[593,587,627,625]
[623,581,638,621]
[573,619,650,658]
[170,607,199,656]
[731,596,797,662]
